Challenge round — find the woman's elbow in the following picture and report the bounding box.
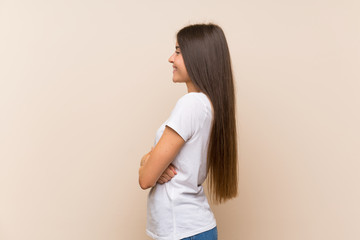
[139,177,155,190]
[138,166,156,190]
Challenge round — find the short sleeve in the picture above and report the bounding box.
[165,94,201,142]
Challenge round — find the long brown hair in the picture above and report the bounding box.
[177,23,238,204]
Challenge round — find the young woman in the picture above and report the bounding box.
[139,23,238,240]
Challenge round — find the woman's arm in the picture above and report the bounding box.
[139,126,185,189]
[157,164,177,184]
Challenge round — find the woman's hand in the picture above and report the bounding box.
[139,146,177,186]
[157,164,177,184]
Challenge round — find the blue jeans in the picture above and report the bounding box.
[181,226,218,240]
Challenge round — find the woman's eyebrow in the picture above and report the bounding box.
[175,46,180,50]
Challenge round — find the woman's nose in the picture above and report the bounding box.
[168,53,174,63]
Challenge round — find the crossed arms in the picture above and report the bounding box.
[138,126,185,189]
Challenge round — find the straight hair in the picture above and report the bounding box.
[177,23,238,204]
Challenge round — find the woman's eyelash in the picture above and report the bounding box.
[175,51,180,54]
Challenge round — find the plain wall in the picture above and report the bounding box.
[0,0,359,239]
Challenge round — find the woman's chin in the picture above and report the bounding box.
[172,78,184,83]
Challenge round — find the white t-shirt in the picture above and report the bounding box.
[146,92,217,240]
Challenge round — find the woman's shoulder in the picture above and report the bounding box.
[178,92,208,104]
[177,92,212,115]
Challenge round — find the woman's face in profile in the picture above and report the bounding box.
[168,42,191,83]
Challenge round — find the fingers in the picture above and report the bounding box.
[157,176,166,184]
[161,175,169,182]
[169,164,177,175]
[157,175,168,184]
[163,168,173,178]
[157,165,178,184]
[163,165,178,179]
[162,172,172,181]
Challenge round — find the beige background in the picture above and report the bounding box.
[0,0,359,239]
